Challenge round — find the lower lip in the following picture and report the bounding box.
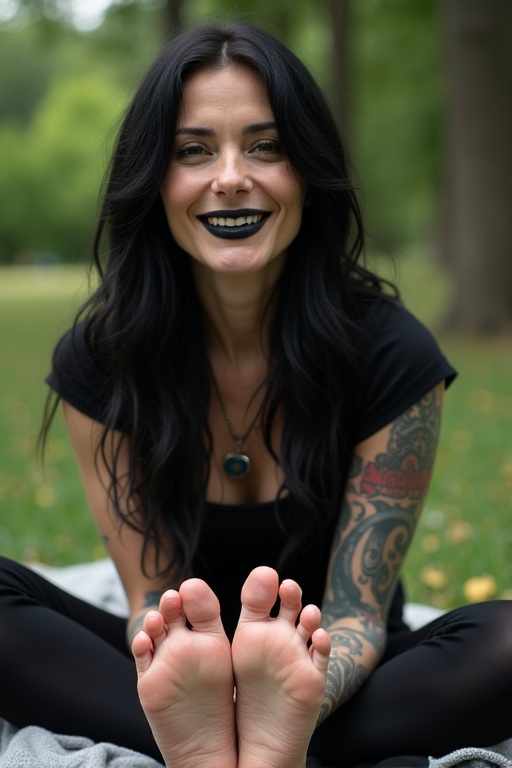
[200,218,268,240]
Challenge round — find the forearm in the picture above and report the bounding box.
[127,610,155,648]
[317,615,386,725]
[126,590,164,648]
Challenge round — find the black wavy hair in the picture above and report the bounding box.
[43,22,392,580]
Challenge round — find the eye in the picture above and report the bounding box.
[174,143,210,160]
[251,139,283,156]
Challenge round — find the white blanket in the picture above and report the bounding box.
[30,558,445,629]
[0,560,510,768]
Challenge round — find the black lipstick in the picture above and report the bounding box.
[198,209,270,240]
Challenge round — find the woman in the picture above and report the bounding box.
[1,21,511,768]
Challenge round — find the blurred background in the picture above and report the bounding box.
[0,0,511,609]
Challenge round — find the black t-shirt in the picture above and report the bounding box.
[46,293,456,639]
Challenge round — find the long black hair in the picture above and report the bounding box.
[43,22,392,580]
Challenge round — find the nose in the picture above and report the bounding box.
[211,150,253,197]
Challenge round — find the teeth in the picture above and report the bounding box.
[207,214,263,227]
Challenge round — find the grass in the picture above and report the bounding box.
[0,266,106,565]
[0,258,511,609]
[372,250,512,608]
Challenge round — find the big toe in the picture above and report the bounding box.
[179,578,224,634]
[239,566,280,622]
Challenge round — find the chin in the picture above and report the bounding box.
[204,250,276,275]
[214,259,266,275]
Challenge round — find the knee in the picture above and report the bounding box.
[485,599,512,653]
[458,600,512,677]
[0,555,21,584]
[0,556,36,598]
[470,598,512,634]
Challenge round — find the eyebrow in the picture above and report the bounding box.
[243,121,277,135]
[174,121,278,137]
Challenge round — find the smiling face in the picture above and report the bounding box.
[160,65,305,278]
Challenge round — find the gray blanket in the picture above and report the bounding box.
[429,743,512,767]
[0,719,163,767]
[1,561,509,768]
[1,718,511,768]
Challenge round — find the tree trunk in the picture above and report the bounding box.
[161,0,184,38]
[270,3,294,45]
[328,0,350,134]
[441,0,512,333]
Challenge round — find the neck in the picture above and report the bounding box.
[192,259,283,367]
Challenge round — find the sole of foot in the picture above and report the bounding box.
[232,566,331,768]
[132,579,237,768]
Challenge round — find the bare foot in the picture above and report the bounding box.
[232,566,331,768]
[132,579,237,768]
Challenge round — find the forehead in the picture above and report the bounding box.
[177,65,275,127]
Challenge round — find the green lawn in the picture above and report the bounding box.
[1,259,511,609]
[0,266,105,565]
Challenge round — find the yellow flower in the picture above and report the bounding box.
[463,575,497,603]
[34,485,55,508]
[446,520,472,544]
[421,534,440,553]
[420,566,448,591]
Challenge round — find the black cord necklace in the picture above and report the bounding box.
[210,374,261,480]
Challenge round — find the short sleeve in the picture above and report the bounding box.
[45,323,112,425]
[352,296,457,444]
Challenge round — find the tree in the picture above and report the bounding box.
[0,0,449,262]
[346,0,442,249]
[441,0,512,332]
[0,29,56,124]
[159,0,184,38]
[327,0,350,133]
[0,73,125,263]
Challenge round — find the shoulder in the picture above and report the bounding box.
[46,322,112,424]
[354,289,444,359]
[348,287,457,443]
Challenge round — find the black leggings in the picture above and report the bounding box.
[1,557,511,768]
[0,557,161,762]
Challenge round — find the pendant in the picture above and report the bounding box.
[223,452,252,479]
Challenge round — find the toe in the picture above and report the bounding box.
[179,578,225,634]
[310,627,331,672]
[132,630,154,675]
[296,604,322,643]
[158,589,185,628]
[277,579,302,624]
[239,566,279,622]
[141,609,169,651]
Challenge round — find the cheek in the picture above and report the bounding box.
[160,181,193,242]
[272,168,305,213]
[161,171,206,218]
[161,173,182,215]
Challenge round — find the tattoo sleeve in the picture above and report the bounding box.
[126,589,163,647]
[319,387,443,724]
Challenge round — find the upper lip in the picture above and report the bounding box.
[198,208,270,219]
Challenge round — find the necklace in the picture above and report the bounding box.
[210,374,260,480]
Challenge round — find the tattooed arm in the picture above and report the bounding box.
[318,383,444,723]
[126,590,167,646]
